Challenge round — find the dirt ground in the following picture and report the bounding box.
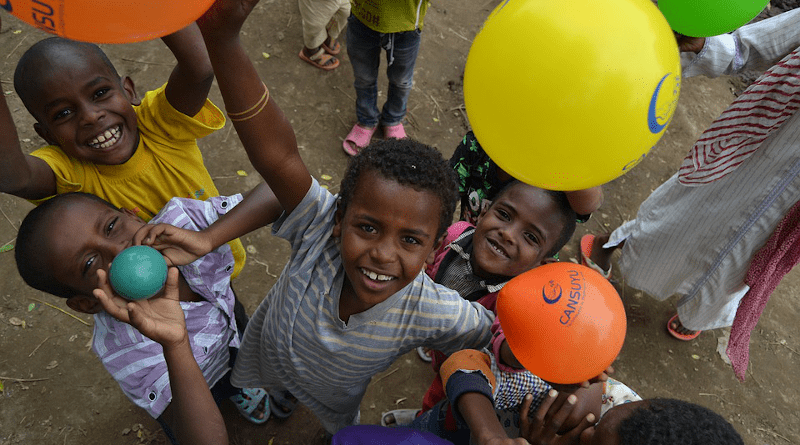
[1,1,799,444]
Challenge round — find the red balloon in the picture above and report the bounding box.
[497,263,626,384]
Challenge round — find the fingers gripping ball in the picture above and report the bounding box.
[658,0,769,38]
[2,0,215,43]
[497,263,626,384]
[109,246,168,301]
[463,0,681,190]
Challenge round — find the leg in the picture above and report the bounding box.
[346,14,382,128]
[323,0,351,54]
[298,0,341,69]
[380,28,422,127]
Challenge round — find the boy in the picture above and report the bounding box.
[13,184,281,441]
[137,0,495,433]
[0,17,247,278]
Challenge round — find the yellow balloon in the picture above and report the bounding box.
[464,0,681,190]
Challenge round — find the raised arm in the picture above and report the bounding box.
[162,22,215,117]
[0,63,57,199]
[198,0,311,214]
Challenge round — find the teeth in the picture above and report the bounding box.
[489,240,508,258]
[89,126,120,148]
[360,268,394,281]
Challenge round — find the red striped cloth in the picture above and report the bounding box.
[679,49,800,186]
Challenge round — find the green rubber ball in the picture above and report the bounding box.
[109,246,168,301]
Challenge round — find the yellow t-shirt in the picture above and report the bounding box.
[31,83,247,279]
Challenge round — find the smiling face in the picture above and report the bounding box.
[472,183,565,280]
[26,47,140,165]
[333,170,443,318]
[44,196,146,302]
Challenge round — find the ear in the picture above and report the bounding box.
[426,233,446,266]
[34,122,58,146]
[121,76,141,106]
[66,295,104,314]
[332,199,343,238]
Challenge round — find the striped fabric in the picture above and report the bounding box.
[231,180,494,434]
[679,49,800,185]
[93,194,242,417]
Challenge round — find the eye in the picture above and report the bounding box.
[94,88,111,99]
[402,236,421,245]
[106,217,118,235]
[524,232,539,244]
[360,224,376,234]
[496,208,510,221]
[53,108,72,120]
[83,255,96,276]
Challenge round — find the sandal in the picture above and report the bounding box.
[383,123,407,140]
[299,47,339,71]
[269,389,298,419]
[322,39,341,55]
[667,313,701,341]
[416,346,432,363]
[230,387,270,424]
[343,124,376,156]
[380,409,421,427]
[580,234,612,279]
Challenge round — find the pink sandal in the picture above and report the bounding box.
[343,124,376,156]
[383,123,407,140]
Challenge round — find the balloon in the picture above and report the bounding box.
[109,246,168,301]
[463,0,681,191]
[496,263,626,384]
[658,0,769,38]
[1,0,215,43]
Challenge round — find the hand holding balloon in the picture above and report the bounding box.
[108,246,169,301]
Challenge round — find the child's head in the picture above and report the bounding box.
[14,37,140,165]
[15,192,146,313]
[471,180,576,279]
[580,398,743,445]
[334,139,458,310]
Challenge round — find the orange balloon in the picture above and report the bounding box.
[2,0,215,43]
[497,263,626,384]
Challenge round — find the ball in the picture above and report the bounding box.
[463,0,681,191]
[109,245,168,301]
[497,263,626,384]
[658,0,769,38]
[2,0,215,43]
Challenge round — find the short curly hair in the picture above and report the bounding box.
[619,398,744,445]
[338,138,458,239]
[15,192,120,299]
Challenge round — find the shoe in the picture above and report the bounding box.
[580,234,612,279]
[380,409,422,427]
[667,313,701,341]
[322,39,341,55]
[343,124,377,156]
[383,123,407,140]
[269,389,298,419]
[299,47,339,71]
[230,388,270,424]
[416,346,432,363]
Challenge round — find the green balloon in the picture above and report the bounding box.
[658,0,769,37]
[109,246,168,301]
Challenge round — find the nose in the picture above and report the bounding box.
[79,103,106,126]
[369,236,395,264]
[108,238,131,259]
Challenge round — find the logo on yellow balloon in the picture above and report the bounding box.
[647,72,681,134]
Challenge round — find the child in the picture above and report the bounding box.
[341,0,428,154]
[0,18,247,279]
[450,131,604,225]
[150,0,495,433]
[297,0,350,70]
[13,185,281,442]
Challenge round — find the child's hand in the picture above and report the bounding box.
[520,390,596,445]
[197,0,260,41]
[93,268,189,350]
[134,224,213,266]
[548,365,614,393]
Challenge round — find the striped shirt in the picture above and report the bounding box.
[92,194,242,417]
[231,179,494,433]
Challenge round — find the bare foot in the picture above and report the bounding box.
[590,234,619,272]
[667,314,701,340]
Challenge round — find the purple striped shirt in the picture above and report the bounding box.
[92,194,242,417]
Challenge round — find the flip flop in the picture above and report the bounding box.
[230,387,270,424]
[343,124,376,156]
[383,123,407,140]
[667,313,701,341]
[416,346,432,363]
[299,47,339,71]
[380,409,421,427]
[580,234,612,279]
[322,39,341,55]
[269,389,298,419]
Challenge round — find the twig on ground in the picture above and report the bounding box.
[250,258,278,278]
[756,427,791,443]
[333,85,355,102]
[0,205,18,231]
[334,112,350,130]
[120,58,171,66]
[223,124,235,143]
[448,27,470,42]
[29,297,91,326]
[372,367,399,384]
[698,392,739,406]
[0,376,50,383]
[5,35,28,62]
[29,336,50,357]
